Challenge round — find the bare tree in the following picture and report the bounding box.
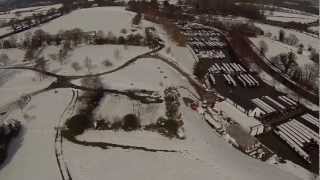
[107,31,116,42]
[285,33,299,46]
[309,49,319,63]
[24,48,35,61]
[0,53,10,66]
[302,64,319,91]
[284,52,298,74]
[124,43,129,50]
[303,64,319,82]
[32,29,49,47]
[271,52,298,74]
[70,28,84,46]
[113,48,121,60]
[8,35,18,48]
[279,29,285,42]
[166,46,172,54]
[96,30,105,39]
[290,66,303,81]
[84,56,93,73]
[120,28,127,34]
[132,12,142,26]
[58,40,71,65]
[71,62,82,71]
[34,57,47,81]
[24,31,32,48]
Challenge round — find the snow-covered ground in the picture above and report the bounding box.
[95,57,192,91]
[308,25,319,34]
[0,5,314,180]
[10,6,151,40]
[63,101,303,180]
[267,156,318,180]
[0,70,54,107]
[94,94,165,125]
[0,27,10,36]
[41,44,149,76]
[250,36,315,68]
[264,11,319,23]
[0,89,73,180]
[0,48,25,64]
[0,47,53,107]
[254,23,319,49]
[0,45,307,180]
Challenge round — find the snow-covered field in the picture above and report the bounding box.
[250,37,315,68]
[41,44,149,76]
[308,25,319,34]
[94,94,165,125]
[0,70,54,107]
[264,11,319,23]
[0,6,314,180]
[267,156,318,180]
[0,89,73,180]
[96,57,191,91]
[62,102,303,180]
[0,43,306,180]
[254,23,319,49]
[0,48,25,64]
[10,6,150,40]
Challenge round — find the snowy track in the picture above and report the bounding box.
[54,89,78,180]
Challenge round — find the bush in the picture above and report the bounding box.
[65,114,91,136]
[193,60,211,80]
[166,47,171,54]
[156,117,180,138]
[120,28,127,34]
[71,62,82,71]
[132,12,142,26]
[111,120,123,131]
[122,114,141,131]
[102,59,113,67]
[285,34,299,46]
[0,53,9,66]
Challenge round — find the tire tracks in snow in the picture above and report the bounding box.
[55,89,78,180]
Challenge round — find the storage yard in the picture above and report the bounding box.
[178,22,319,173]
